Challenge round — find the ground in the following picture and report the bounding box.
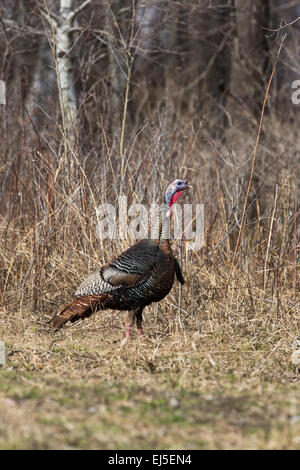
[0,301,299,450]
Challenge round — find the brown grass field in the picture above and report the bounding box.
[0,103,300,449]
[0,298,299,450]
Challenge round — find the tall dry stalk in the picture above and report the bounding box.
[229,35,286,279]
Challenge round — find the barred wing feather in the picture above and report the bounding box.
[76,240,158,296]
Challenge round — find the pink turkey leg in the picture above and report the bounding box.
[137,319,144,335]
[125,323,131,338]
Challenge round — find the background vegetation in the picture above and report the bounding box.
[0,0,299,449]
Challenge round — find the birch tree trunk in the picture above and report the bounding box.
[55,0,77,141]
[43,0,92,152]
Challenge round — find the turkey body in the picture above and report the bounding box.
[76,239,176,311]
[51,238,184,335]
[50,178,189,336]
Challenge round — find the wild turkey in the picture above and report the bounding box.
[50,178,191,336]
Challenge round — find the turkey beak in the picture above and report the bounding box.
[183,179,192,190]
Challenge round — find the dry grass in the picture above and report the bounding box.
[0,101,300,449]
[0,296,299,450]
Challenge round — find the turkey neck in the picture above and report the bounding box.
[151,203,172,251]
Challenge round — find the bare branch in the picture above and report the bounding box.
[1,18,45,36]
[264,16,300,39]
[67,0,93,25]
[40,7,60,27]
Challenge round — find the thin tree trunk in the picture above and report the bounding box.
[55,0,77,142]
[42,0,92,169]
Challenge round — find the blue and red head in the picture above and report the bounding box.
[164,179,191,216]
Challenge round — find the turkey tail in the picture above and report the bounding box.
[50,294,107,329]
